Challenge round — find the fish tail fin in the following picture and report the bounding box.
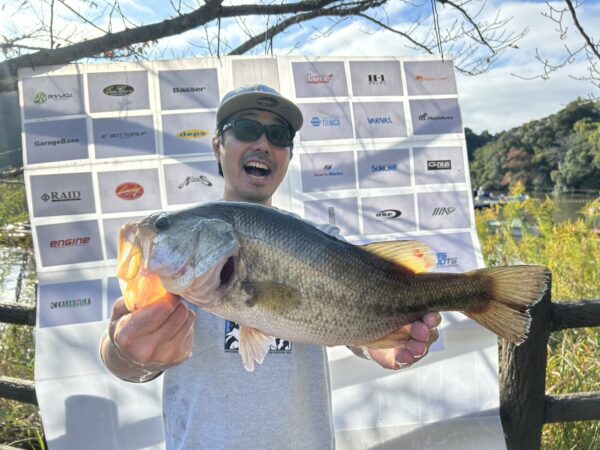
[465,265,550,345]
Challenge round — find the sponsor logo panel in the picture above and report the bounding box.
[297,102,353,141]
[162,112,216,155]
[303,197,360,237]
[158,68,220,110]
[22,74,85,119]
[24,118,89,165]
[292,61,348,98]
[357,149,411,189]
[361,195,416,235]
[30,172,96,218]
[300,151,356,193]
[87,70,150,113]
[164,161,223,205]
[353,102,407,139]
[413,147,465,185]
[92,115,157,159]
[409,99,462,135]
[404,61,457,95]
[35,220,103,267]
[417,191,471,231]
[416,232,478,274]
[349,60,403,96]
[38,280,103,328]
[98,169,161,213]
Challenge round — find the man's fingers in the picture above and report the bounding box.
[422,312,442,329]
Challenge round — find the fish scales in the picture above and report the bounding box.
[199,203,486,346]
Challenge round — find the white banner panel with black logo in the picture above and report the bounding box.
[19,56,503,450]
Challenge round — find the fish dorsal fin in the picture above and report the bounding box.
[238,326,275,372]
[361,240,436,273]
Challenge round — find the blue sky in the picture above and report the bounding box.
[2,0,598,133]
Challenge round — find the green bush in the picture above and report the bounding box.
[476,183,600,449]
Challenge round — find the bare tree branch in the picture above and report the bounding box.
[565,0,600,61]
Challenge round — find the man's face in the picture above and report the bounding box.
[212,109,293,206]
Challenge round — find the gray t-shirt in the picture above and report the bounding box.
[162,221,341,450]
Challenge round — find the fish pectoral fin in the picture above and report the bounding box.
[238,326,275,372]
[361,327,413,349]
[241,282,301,312]
[361,240,436,274]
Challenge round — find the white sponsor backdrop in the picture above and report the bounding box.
[19,56,505,450]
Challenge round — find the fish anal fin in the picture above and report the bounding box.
[241,281,301,312]
[239,326,275,372]
[361,240,436,273]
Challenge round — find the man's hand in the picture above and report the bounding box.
[101,294,196,382]
[350,312,442,370]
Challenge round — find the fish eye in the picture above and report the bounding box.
[154,214,171,231]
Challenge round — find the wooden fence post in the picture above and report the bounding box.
[500,282,553,450]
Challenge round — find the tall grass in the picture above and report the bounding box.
[476,183,600,449]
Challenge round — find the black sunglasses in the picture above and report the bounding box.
[221,118,295,148]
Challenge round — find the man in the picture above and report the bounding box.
[101,85,441,449]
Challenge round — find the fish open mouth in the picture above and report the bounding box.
[243,160,271,178]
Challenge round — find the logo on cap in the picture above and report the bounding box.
[256,97,278,107]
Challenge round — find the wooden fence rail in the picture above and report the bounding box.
[499,286,600,450]
[2,288,600,449]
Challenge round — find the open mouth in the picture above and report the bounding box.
[243,160,271,178]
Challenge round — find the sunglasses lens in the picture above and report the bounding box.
[266,125,294,147]
[234,120,263,141]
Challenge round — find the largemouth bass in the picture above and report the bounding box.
[117,201,550,371]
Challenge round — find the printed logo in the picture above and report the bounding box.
[33,92,73,103]
[256,97,278,107]
[368,74,386,85]
[34,92,47,104]
[314,164,343,177]
[33,137,80,147]
[436,252,458,267]
[115,182,144,200]
[49,236,91,248]
[307,73,334,84]
[375,209,402,220]
[367,117,393,125]
[310,116,340,128]
[418,112,454,121]
[172,87,206,93]
[178,175,213,189]
[50,298,91,309]
[432,206,456,216]
[41,191,81,202]
[328,206,336,226]
[427,160,452,170]
[102,84,135,96]
[371,164,397,173]
[101,131,148,139]
[176,129,209,140]
[225,321,291,353]
[416,75,449,81]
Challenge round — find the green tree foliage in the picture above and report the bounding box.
[468,99,600,193]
